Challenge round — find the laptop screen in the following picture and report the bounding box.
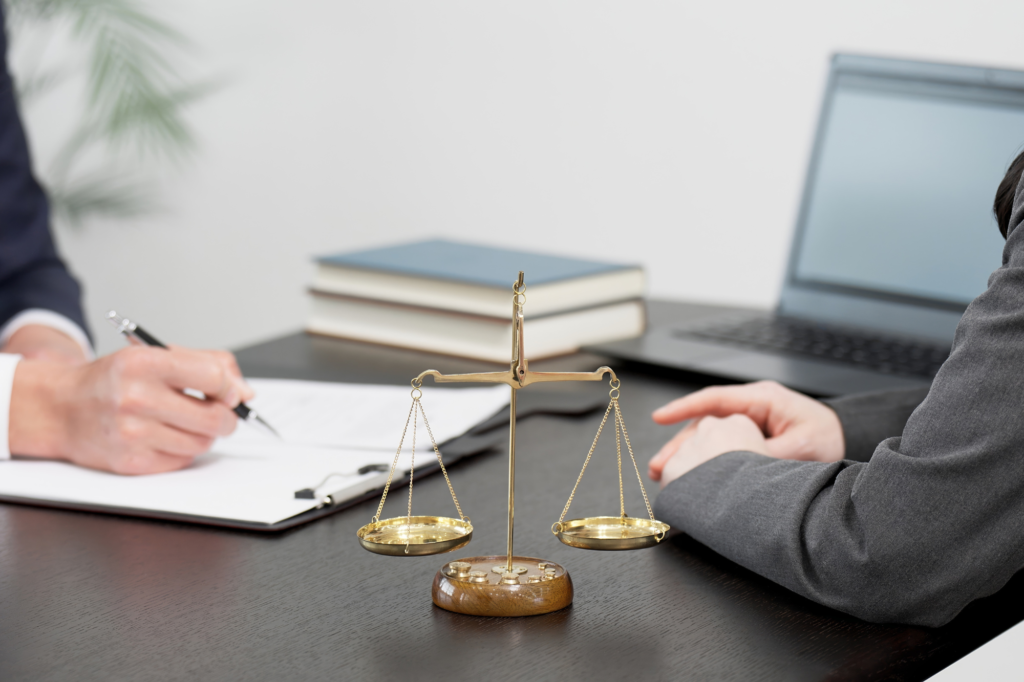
[791,71,1024,310]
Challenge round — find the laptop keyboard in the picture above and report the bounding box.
[676,316,949,379]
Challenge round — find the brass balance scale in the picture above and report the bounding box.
[356,272,670,617]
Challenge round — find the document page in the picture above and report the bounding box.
[0,380,509,526]
[233,379,510,450]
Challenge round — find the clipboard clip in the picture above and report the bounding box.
[294,464,391,504]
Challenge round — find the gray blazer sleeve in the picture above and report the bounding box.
[654,174,1024,627]
[824,387,929,462]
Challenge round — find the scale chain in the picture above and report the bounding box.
[558,398,615,523]
[405,397,417,553]
[615,400,657,522]
[557,380,658,525]
[417,399,467,522]
[369,388,468,536]
[372,397,417,523]
[615,404,625,518]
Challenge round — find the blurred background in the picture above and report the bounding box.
[8,0,1024,356]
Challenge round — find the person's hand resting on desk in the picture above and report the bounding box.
[4,329,253,475]
[648,380,845,487]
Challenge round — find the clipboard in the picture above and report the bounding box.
[0,388,604,532]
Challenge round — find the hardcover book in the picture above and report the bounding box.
[307,239,647,361]
[311,239,645,318]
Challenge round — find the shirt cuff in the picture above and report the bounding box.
[0,309,94,361]
[0,353,22,460]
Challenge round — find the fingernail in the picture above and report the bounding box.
[225,387,239,406]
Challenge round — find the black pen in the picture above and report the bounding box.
[106,310,280,438]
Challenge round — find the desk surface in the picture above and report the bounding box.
[1,300,1020,681]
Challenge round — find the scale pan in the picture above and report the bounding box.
[552,516,669,551]
[357,516,473,556]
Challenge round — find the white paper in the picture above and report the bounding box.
[234,379,509,450]
[0,380,509,526]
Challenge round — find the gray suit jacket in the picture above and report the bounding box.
[655,172,1024,627]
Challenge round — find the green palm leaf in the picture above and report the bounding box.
[5,0,216,225]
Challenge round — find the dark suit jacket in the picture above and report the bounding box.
[656,171,1024,627]
[0,8,88,337]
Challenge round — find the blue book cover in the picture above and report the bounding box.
[317,239,638,288]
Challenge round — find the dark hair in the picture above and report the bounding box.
[994,149,1024,238]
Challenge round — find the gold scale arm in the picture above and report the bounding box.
[411,272,618,572]
[412,366,617,390]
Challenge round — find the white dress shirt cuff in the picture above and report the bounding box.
[0,353,22,460]
[0,309,94,361]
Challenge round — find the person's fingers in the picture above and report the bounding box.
[214,350,244,381]
[653,421,698,461]
[152,393,234,440]
[71,417,200,474]
[686,414,768,457]
[652,384,772,427]
[150,348,240,406]
[712,413,766,441]
[649,420,700,480]
[144,421,217,457]
[119,382,238,438]
[167,398,236,439]
[170,346,254,404]
[215,351,255,403]
[121,345,254,408]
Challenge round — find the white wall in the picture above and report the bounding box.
[16,0,1024,356]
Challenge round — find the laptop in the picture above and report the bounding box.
[588,54,1024,396]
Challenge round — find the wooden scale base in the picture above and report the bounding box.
[432,556,573,617]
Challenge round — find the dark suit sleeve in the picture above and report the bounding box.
[0,7,88,338]
[823,387,930,462]
[654,175,1024,627]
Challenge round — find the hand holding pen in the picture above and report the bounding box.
[107,311,279,437]
[8,319,266,475]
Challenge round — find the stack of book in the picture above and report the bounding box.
[306,239,646,362]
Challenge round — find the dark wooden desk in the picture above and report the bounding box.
[1,301,1019,681]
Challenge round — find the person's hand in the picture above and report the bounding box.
[649,380,844,482]
[2,324,88,365]
[658,414,768,488]
[9,345,255,475]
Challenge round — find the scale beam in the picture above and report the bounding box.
[413,366,618,389]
